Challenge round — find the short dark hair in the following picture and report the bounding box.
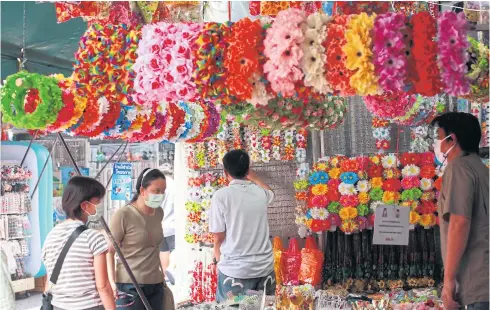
[131,168,166,202]
[62,176,105,220]
[223,150,250,179]
[431,112,481,154]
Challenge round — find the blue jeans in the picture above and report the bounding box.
[216,270,275,303]
[116,282,164,310]
[465,303,490,310]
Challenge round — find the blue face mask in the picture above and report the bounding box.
[145,193,165,209]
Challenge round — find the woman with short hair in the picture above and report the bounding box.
[42,176,115,310]
[107,168,167,309]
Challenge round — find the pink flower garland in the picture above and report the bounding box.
[264,8,306,97]
[364,92,417,119]
[372,13,407,94]
[133,22,201,107]
[437,11,471,96]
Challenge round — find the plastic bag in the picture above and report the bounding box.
[281,238,302,286]
[299,236,324,285]
[272,237,283,285]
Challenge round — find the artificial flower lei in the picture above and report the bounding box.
[463,37,490,101]
[372,13,408,94]
[437,11,471,96]
[1,71,63,130]
[324,16,355,96]
[133,22,201,107]
[343,13,379,96]
[364,92,417,119]
[371,117,391,152]
[43,75,78,133]
[264,8,306,97]
[300,12,332,94]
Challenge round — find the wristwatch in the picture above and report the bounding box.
[213,258,218,265]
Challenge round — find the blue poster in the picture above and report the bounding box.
[60,166,90,187]
[111,163,133,201]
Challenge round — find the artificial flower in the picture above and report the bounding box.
[327,202,340,214]
[419,214,436,228]
[340,172,359,185]
[310,195,329,208]
[382,191,400,204]
[370,201,382,213]
[341,220,359,234]
[356,180,371,193]
[410,211,421,225]
[401,153,421,166]
[420,165,436,179]
[381,154,398,168]
[311,184,328,196]
[338,183,357,196]
[294,179,309,191]
[401,188,423,201]
[383,168,401,179]
[310,207,329,220]
[295,192,308,201]
[370,177,383,189]
[339,207,358,221]
[327,189,341,202]
[402,164,421,177]
[358,192,370,205]
[420,178,434,191]
[310,219,331,232]
[328,168,341,179]
[309,171,329,185]
[341,159,359,172]
[383,179,402,192]
[340,195,360,208]
[357,204,370,217]
[421,191,435,201]
[314,162,329,171]
[401,176,420,190]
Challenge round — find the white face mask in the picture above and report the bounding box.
[145,193,165,209]
[433,135,456,166]
[83,201,98,217]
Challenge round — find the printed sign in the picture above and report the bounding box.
[111,163,133,201]
[60,166,90,187]
[372,204,409,246]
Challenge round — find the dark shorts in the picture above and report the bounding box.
[159,235,175,252]
[216,269,275,303]
[116,282,164,310]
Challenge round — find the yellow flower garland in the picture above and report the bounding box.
[342,13,379,95]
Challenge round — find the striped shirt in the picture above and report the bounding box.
[42,220,108,310]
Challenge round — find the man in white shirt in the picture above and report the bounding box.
[210,150,275,303]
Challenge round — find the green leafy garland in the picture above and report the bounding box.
[1,71,63,129]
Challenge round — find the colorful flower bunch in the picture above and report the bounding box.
[185,173,228,244]
[437,12,470,96]
[372,13,408,94]
[371,117,391,152]
[364,92,417,119]
[300,13,332,94]
[463,37,489,102]
[224,18,263,101]
[294,153,439,236]
[324,16,355,96]
[343,13,379,96]
[132,22,201,108]
[264,8,306,97]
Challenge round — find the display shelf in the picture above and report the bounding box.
[12,277,35,293]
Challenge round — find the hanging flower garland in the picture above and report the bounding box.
[372,117,391,153]
[125,103,158,141]
[372,13,408,94]
[224,18,263,101]
[463,37,490,101]
[43,75,77,133]
[193,22,233,105]
[364,92,417,120]
[437,11,470,97]
[304,96,347,130]
[342,12,379,96]
[410,12,442,96]
[70,97,109,137]
[133,22,201,108]
[0,72,63,130]
[300,12,332,94]
[244,96,306,130]
[392,95,440,127]
[263,8,306,97]
[324,16,355,96]
[103,105,136,140]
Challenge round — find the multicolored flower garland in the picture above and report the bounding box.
[133,22,201,107]
[464,37,490,101]
[294,153,439,237]
[343,13,379,96]
[264,8,306,97]
[437,11,470,96]
[0,71,63,130]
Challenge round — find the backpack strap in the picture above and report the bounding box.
[50,225,87,284]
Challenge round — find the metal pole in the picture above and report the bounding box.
[30,136,58,200]
[20,129,39,166]
[95,141,127,179]
[57,133,81,175]
[98,217,153,310]
[60,138,151,309]
[105,142,129,189]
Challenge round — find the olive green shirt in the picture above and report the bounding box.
[110,205,164,284]
[438,153,489,306]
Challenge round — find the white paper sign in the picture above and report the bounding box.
[372,204,409,246]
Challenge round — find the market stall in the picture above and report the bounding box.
[1,1,489,309]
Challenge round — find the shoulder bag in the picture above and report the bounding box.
[128,205,175,310]
[41,225,87,310]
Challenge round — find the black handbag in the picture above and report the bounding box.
[41,225,87,310]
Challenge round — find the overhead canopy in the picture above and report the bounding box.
[1,1,87,80]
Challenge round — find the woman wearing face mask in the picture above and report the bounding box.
[42,176,115,310]
[107,168,166,310]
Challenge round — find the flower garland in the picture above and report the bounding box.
[437,11,470,96]
[324,16,355,96]
[372,117,391,152]
[300,12,332,94]
[463,37,490,101]
[343,13,379,96]
[411,12,442,96]
[103,104,135,140]
[193,22,233,105]
[185,173,228,244]
[133,22,201,107]
[263,8,306,97]
[372,13,407,94]
[1,72,63,130]
[364,92,417,119]
[224,18,263,101]
[43,75,78,133]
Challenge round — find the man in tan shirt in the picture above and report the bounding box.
[432,112,489,310]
